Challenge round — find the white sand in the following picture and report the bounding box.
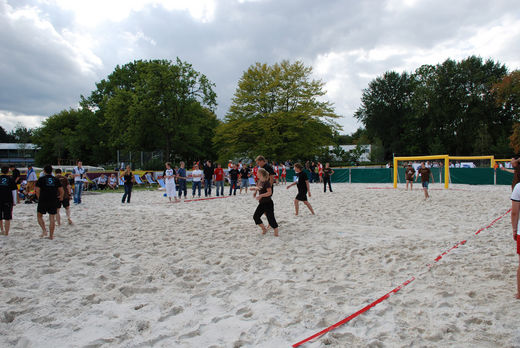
[1,183,519,347]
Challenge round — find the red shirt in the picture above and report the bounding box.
[253,166,259,181]
[214,168,224,181]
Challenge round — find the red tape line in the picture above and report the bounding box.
[292,277,415,348]
[292,209,511,347]
[183,196,230,203]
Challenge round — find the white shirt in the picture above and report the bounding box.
[192,169,202,182]
[511,183,520,235]
[73,166,85,182]
[27,169,37,182]
[165,168,175,184]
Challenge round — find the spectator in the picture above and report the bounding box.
[108,174,118,190]
[191,164,203,198]
[214,163,225,197]
[72,161,85,204]
[97,174,108,190]
[203,160,214,197]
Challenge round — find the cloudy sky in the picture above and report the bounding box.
[1,0,519,134]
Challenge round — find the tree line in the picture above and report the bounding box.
[5,55,520,167]
[355,56,520,160]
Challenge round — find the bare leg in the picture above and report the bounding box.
[304,201,315,215]
[37,213,47,237]
[294,199,299,216]
[423,188,429,199]
[273,227,279,237]
[258,223,267,235]
[4,220,10,235]
[49,214,56,240]
[0,220,4,235]
[517,256,520,299]
[56,208,61,226]
[65,207,73,224]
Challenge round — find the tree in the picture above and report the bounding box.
[0,126,14,142]
[355,56,509,159]
[81,59,218,162]
[9,124,33,143]
[214,60,340,162]
[354,71,415,159]
[492,71,520,153]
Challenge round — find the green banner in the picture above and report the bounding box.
[285,167,509,185]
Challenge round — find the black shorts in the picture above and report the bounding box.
[58,199,70,209]
[0,202,13,220]
[296,192,308,201]
[37,200,58,215]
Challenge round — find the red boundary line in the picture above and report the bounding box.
[150,196,230,205]
[365,187,469,191]
[292,209,511,347]
[292,277,415,347]
[184,196,230,203]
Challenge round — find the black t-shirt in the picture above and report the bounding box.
[297,171,308,194]
[203,165,214,179]
[11,169,20,183]
[239,168,250,179]
[262,164,275,176]
[0,174,17,203]
[258,180,272,203]
[124,173,133,186]
[36,175,62,202]
[323,167,333,179]
[229,169,239,181]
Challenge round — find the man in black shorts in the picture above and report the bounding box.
[0,166,17,236]
[9,165,20,203]
[55,168,73,225]
[35,165,64,240]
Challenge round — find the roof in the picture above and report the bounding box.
[0,143,38,150]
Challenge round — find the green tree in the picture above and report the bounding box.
[9,124,33,143]
[355,71,415,159]
[214,60,340,161]
[492,70,520,153]
[81,59,218,162]
[0,126,14,142]
[356,56,509,159]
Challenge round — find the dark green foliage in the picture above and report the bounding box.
[214,60,341,162]
[355,56,511,159]
[33,58,218,166]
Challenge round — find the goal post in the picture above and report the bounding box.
[393,155,450,189]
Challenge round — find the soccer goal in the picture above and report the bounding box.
[393,155,496,189]
[393,155,450,189]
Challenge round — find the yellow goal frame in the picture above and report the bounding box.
[393,155,449,189]
[393,155,495,189]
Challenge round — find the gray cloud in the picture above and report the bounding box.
[1,0,519,133]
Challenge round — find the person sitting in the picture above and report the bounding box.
[97,174,108,190]
[107,174,118,190]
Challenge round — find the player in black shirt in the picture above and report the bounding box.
[228,164,239,196]
[0,166,17,235]
[255,156,275,193]
[35,165,64,240]
[287,163,315,215]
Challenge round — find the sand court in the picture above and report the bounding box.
[1,183,519,347]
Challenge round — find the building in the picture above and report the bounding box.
[328,144,372,162]
[0,143,38,166]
